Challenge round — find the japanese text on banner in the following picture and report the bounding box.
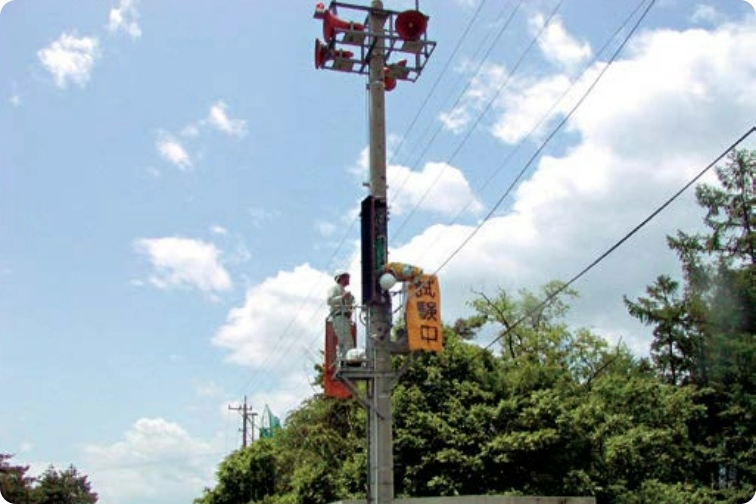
[406,274,443,352]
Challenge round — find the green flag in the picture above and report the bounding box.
[260,405,281,438]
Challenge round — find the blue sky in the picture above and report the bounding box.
[2,0,755,502]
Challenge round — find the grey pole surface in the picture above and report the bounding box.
[366,3,393,504]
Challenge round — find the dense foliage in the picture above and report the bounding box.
[196,150,756,504]
[0,455,98,504]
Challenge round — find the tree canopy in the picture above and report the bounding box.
[0,455,98,504]
[197,149,756,504]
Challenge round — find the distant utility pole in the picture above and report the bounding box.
[228,396,257,449]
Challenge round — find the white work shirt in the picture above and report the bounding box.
[327,283,352,315]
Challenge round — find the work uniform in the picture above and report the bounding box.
[327,281,355,358]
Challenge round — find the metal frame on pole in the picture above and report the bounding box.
[313,3,435,504]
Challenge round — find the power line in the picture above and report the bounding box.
[248,0,632,412]
[392,0,561,242]
[234,0,510,404]
[235,216,357,396]
[386,0,491,167]
[214,127,756,484]
[415,0,651,253]
[390,0,525,208]
[432,0,659,276]
[481,126,756,352]
[400,0,517,168]
[392,0,659,336]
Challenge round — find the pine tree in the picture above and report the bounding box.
[629,148,756,498]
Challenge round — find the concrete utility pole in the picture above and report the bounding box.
[365,3,393,504]
[228,396,257,449]
[313,4,435,504]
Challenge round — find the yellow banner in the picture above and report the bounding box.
[406,274,443,352]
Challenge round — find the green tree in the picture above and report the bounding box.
[453,283,709,504]
[196,395,367,504]
[31,465,98,504]
[196,438,278,504]
[0,454,35,504]
[393,331,503,497]
[624,275,697,385]
[628,148,756,500]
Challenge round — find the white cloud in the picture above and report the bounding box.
[238,20,756,373]
[37,33,101,89]
[530,14,592,70]
[438,13,591,139]
[134,237,233,295]
[248,373,315,420]
[393,20,756,354]
[439,62,507,133]
[691,4,725,24]
[207,101,247,138]
[181,123,201,138]
[82,418,224,504]
[440,15,592,143]
[351,146,483,216]
[565,23,756,161]
[389,161,483,216]
[155,133,192,170]
[212,264,332,368]
[211,259,365,419]
[207,19,756,444]
[229,243,252,264]
[154,101,245,169]
[9,94,20,106]
[490,72,574,144]
[108,0,142,39]
[210,225,228,236]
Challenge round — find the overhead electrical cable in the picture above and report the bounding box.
[224,2,754,469]
[387,0,490,167]
[431,0,658,276]
[416,0,650,254]
[390,0,525,204]
[400,0,517,166]
[237,215,358,394]
[480,126,756,352]
[392,0,563,242]
[236,1,500,400]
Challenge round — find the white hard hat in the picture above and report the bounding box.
[334,269,350,281]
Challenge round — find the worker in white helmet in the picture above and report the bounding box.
[327,269,355,359]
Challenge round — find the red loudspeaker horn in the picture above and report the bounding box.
[395,10,427,41]
[314,39,328,68]
[314,39,354,69]
[384,59,407,92]
[385,69,397,92]
[323,9,365,41]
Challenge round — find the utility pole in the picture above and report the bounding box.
[365,4,394,504]
[228,396,257,449]
[313,4,435,504]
